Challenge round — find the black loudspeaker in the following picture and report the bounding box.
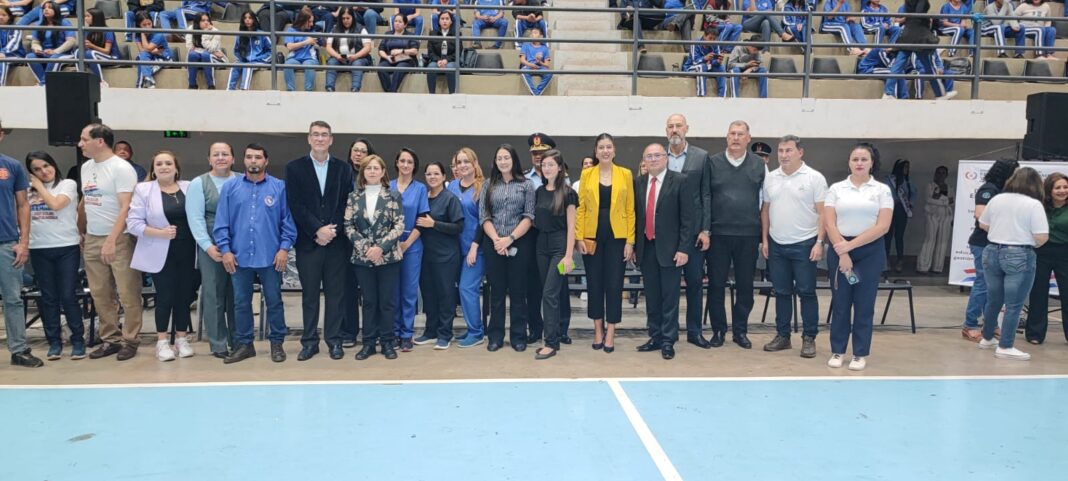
[1023,92,1068,160]
[45,71,101,146]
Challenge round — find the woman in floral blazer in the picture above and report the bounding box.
[345,155,405,361]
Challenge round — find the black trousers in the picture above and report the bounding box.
[884,205,909,259]
[1026,242,1068,343]
[296,241,348,348]
[420,257,461,340]
[526,227,544,340]
[707,234,759,335]
[153,237,197,333]
[680,243,705,338]
[583,236,626,323]
[642,239,682,346]
[536,230,568,350]
[355,262,400,345]
[484,234,532,344]
[341,262,360,342]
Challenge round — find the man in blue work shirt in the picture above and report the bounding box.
[472,0,509,49]
[214,143,297,364]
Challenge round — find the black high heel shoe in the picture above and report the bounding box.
[603,344,615,353]
[592,340,604,350]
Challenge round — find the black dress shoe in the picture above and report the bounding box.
[381,342,398,360]
[661,344,676,360]
[687,335,712,349]
[603,344,615,353]
[637,338,660,352]
[512,342,527,352]
[355,344,376,360]
[329,344,344,360]
[10,350,43,368]
[224,344,256,364]
[212,351,229,360]
[559,334,573,344]
[710,331,725,348]
[270,342,286,362]
[297,345,319,361]
[487,341,502,352]
[733,334,752,349]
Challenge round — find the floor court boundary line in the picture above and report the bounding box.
[607,379,683,481]
[1,374,1066,390]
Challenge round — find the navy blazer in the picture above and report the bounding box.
[284,155,355,251]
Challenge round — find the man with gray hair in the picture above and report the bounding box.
[760,135,827,358]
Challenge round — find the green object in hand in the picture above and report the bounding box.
[557,261,566,274]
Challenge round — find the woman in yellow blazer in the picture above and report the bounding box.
[575,133,635,353]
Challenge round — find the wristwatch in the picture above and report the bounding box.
[508,234,516,242]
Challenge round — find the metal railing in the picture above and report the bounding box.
[0,1,1065,98]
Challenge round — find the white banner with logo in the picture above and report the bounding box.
[949,160,1068,293]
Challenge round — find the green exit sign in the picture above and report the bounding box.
[163,131,188,138]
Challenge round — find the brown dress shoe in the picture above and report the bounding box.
[116,344,138,361]
[89,342,121,359]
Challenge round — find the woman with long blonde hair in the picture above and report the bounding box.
[447,147,487,347]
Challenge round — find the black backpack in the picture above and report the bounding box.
[945,58,971,75]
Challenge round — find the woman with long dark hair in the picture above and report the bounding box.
[0,7,25,87]
[824,144,893,371]
[977,168,1048,361]
[227,11,272,91]
[133,10,174,89]
[575,133,634,352]
[1025,172,1068,344]
[80,7,120,87]
[391,148,430,352]
[325,7,373,92]
[185,12,224,89]
[533,149,577,360]
[414,162,464,349]
[479,144,536,352]
[26,2,76,86]
[25,151,84,360]
[448,147,487,347]
[962,158,1018,342]
[883,158,914,272]
[426,9,460,94]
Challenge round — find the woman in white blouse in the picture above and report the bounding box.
[185,12,225,89]
[977,167,1048,361]
[823,144,893,371]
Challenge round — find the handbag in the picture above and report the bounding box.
[582,239,598,256]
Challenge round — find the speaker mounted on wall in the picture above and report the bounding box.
[45,71,101,146]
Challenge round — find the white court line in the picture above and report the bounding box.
[0,374,1066,390]
[607,379,683,481]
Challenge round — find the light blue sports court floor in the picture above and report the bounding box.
[2,376,1065,481]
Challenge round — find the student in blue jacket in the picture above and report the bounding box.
[284,9,323,92]
[228,10,272,91]
[0,6,26,87]
[133,11,174,89]
[26,1,75,86]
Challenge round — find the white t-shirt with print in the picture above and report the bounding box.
[29,179,80,249]
[82,155,138,236]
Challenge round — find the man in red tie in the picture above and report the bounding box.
[634,143,698,360]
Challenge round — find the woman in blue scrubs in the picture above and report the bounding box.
[391,147,430,352]
[447,147,486,347]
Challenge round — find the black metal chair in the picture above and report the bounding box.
[811,57,841,75]
[636,54,668,78]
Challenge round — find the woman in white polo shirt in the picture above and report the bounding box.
[977,167,1048,361]
[25,151,85,361]
[823,144,893,371]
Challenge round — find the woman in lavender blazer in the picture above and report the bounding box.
[126,151,196,362]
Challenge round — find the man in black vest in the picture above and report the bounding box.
[635,143,697,360]
[664,113,713,348]
[285,120,354,361]
[706,120,765,349]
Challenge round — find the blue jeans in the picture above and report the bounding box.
[284,57,317,91]
[827,238,885,357]
[729,66,768,98]
[0,242,27,353]
[358,9,383,35]
[29,245,84,349]
[232,266,287,346]
[186,50,219,87]
[159,8,205,31]
[426,61,458,94]
[768,238,819,338]
[964,243,987,329]
[473,17,508,48]
[326,56,370,91]
[982,244,1036,348]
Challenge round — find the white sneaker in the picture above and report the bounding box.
[827,353,844,368]
[848,356,867,371]
[156,340,176,362]
[936,90,958,101]
[175,337,195,358]
[881,94,895,100]
[995,347,1031,360]
[979,338,999,350]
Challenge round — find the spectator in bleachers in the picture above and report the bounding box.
[1015,0,1057,59]
[351,0,385,35]
[780,0,809,50]
[983,0,1025,58]
[256,2,300,34]
[325,7,373,92]
[741,0,793,53]
[0,6,27,87]
[395,0,424,35]
[26,1,75,86]
[186,13,225,90]
[683,26,727,97]
[53,0,71,17]
[472,0,509,49]
[858,47,909,98]
[133,11,174,89]
[887,0,941,99]
[13,0,72,26]
[700,0,741,44]
[159,1,213,38]
[25,151,85,361]
[519,27,552,96]
[727,34,768,98]
[431,0,458,29]
[283,9,324,92]
[937,0,973,57]
[619,0,665,53]
[820,0,868,56]
[309,2,337,34]
[228,10,272,91]
[911,51,957,99]
[512,0,547,47]
[81,7,119,88]
[861,0,901,45]
[426,10,460,94]
[377,13,418,92]
[6,0,33,24]
[125,0,165,43]
[659,0,695,42]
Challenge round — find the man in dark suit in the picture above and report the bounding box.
[664,113,713,348]
[284,120,354,361]
[634,143,697,360]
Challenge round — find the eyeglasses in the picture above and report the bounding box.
[643,153,666,160]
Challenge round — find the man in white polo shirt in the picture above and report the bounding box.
[760,135,827,358]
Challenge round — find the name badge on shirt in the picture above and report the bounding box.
[264,195,275,207]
